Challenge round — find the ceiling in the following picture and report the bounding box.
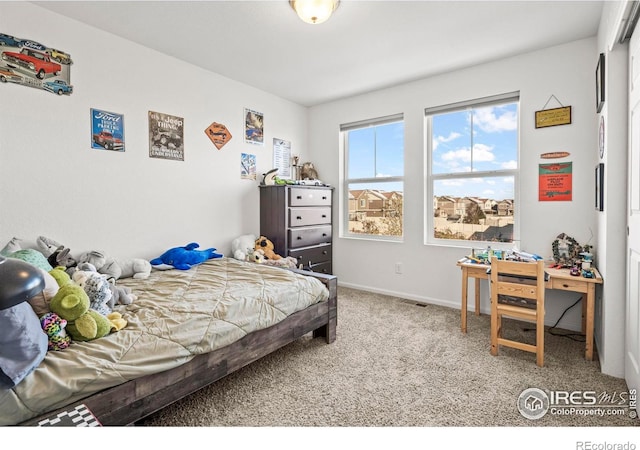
[34,0,604,107]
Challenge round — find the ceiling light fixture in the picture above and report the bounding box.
[290,0,340,25]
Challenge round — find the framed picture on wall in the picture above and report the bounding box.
[596,53,605,113]
[595,162,604,211]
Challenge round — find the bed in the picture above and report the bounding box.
[0,257,337,426]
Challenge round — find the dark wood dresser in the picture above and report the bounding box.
[259,185,333,274]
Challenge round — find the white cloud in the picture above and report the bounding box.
[433,131,461,151]
[474,106,517,133]
[501,160,517,169]
[441,143,495,164]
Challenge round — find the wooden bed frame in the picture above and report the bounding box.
[20,270,337,426]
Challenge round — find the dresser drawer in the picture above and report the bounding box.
[289,207,331,227]
[289,188,332,207]
[289,244,332,267]
[288,225,332,248]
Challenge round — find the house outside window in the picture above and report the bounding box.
[425,92,519,246]
[341,114,404,239]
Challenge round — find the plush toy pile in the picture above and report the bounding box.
[0,235,142,350]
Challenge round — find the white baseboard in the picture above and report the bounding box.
[337,280,582,332]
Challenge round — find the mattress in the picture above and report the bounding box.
[0,257,329,425]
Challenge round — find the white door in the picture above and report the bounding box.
[627,28,640,397]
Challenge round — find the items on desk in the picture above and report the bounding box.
[463,246,541,265]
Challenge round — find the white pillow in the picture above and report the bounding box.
[27,268,59,317]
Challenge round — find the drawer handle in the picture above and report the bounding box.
[322,196,327,200]
[296,195,302,199]
[322,250,327,255]
[296,216,302,220]
[297,236,302,240]
[321,214,327,218]
[322,233,327,237]
[563,283,569,288]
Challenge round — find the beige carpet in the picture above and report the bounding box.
[139,287,636,427]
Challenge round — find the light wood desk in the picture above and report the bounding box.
[457,260,603,361]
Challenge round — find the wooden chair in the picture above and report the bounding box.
[490,257,546,367]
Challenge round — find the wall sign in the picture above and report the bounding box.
[90,108,124,152]
[148,111,184,161]
[539,162,572,201]
[540,151,570,159]
[244,108,264,145]
[535,106,572,129]
[205,122,232,150]
[0,31,73,95]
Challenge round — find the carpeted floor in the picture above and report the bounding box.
[139,287,636,427]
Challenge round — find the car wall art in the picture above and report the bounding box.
[0,32,73,95]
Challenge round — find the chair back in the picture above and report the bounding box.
[490,257,546,366]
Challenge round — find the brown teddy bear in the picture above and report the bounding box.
[254,236,282,260]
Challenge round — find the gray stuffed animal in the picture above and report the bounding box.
[75,262,137,308]
[77,250,152,281]
[107,281,137,308]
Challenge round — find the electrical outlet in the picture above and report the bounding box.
[395,262,402,274]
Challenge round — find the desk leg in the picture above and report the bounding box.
[581,294,587,334]
[474,278,481,316]
[461,267,468,333]
[585,285,595,361]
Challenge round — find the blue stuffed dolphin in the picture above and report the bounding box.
[150,242,223,270]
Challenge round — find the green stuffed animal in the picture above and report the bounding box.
[49,284,112,342]
[49,266,72,287]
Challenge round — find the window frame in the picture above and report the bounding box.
[424,92,520,249]
[340,113,405,242]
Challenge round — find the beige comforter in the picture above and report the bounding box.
[0,258,329,425]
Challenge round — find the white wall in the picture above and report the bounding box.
[0,2,308,260]
[309,39,608,357]
[593,0,630,378]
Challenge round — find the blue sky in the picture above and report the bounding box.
[348,121,404,180]
[346,102,517,200]
[431,102,517,199]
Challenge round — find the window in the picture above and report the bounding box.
[341,114,404,239]
[425,92,519,245]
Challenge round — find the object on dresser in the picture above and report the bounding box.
[261,168,279,186]
[300,162,318,180]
